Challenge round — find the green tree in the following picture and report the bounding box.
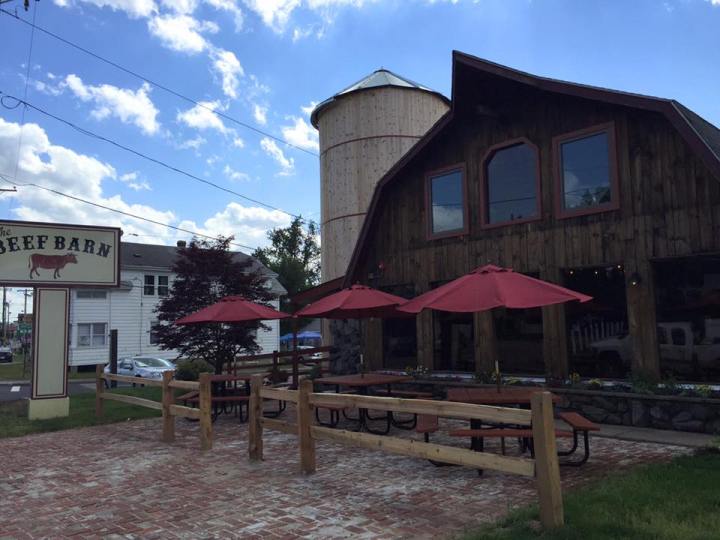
[253,216,320,305]
[155,237,275,374]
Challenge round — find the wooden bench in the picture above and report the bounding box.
[314,394,348,427]
[557,412,600,465]
[373,389,434,400]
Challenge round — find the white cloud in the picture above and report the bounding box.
[253,103,268,125]
[119,171,152,191]
[160,0,198,13]
[178,135,207,149]
[205,0,244,30]
[260,137,294,175]
[232,137,245,148]
[179,202,291,249]
[177,101,229,134]
[243,0,368,33]
[223,164,250,182]
[301,101,317,116]
[0,117,289,258]
[281,116,318,152]
[709,0,720,5]
[211,48,244,99]
[53,0,158,18]
[147,13,218,54]
[62,74,160,135]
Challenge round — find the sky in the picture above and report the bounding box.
[0,0,719,318]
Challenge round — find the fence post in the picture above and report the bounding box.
[162,371,175,443]
[248,374,264,461]
[297,378,316,474]
[531,391,564,529]
[95,363,104,418]
[198,372,213,451]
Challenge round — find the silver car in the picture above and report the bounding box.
[104,356,175,381]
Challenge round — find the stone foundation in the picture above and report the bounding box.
[329,319,361,374]
[554,388,720,434]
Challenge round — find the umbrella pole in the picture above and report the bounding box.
[292,318,299,389]
[495,358,501,393]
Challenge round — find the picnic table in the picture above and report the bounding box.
[182,373,273,422]
[316,373,411,434]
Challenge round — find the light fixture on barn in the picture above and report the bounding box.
[629,272,642,287]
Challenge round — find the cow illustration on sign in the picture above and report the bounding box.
[28,253,78,279]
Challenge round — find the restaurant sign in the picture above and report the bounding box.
[0,220,121,287]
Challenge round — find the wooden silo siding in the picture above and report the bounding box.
[352,91,720,378]
[318,87,449,282]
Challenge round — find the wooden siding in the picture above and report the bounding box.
[350,81,720,377]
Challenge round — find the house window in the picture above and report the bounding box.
[426,165,466,238]
[76,290,107,299]
[554,123,618,217]
[158,276,169,297]
[149,321,162,345]
[77,323,107,348]
[483,141,540,226]
[144,275,155,295]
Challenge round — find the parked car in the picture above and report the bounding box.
[591,321,720,377]
[104,356,175,381]
[0,345,13,363]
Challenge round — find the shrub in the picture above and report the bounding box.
[696,384,713,399]
[174,359,213,381]
[587,378,603,390]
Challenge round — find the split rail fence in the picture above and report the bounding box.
[95,365,213,450]
[227,346,332,387]
[247,375,564,529]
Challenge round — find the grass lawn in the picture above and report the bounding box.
[466,451,720,540]
[0,386,162,439]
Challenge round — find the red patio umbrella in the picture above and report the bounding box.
[175,295,291,324]
[399,265,592,314]
[294,284,410,319]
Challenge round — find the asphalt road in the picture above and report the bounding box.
[0,381,131,401]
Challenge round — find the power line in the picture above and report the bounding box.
[0,90,300,219]
[0,174,261,252]
[0,7,319,158]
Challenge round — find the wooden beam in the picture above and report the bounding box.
[100,392,162,410]
[541,268,568,381]
[531,392,564,528]
[168,380,200,390]
[309,393,532,425]
[626,260,660,380]
[473,311,497,374]
[416,309,434,370]
[95,364,104,418]
[312,426,535,476]
[249,374,264,461]
[363,317,384,370]
[297,379,316,474]
[102,373,164,387]
[260,387,299,403]
[198,373,213,451]
[169,404,200,419]
[161,371,175,443]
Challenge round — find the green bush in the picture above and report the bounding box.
[174,359,213,381]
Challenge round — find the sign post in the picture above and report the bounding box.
[0,220,120,420]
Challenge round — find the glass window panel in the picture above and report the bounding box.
[430,170,464,234]
[144,274,155,295]
[486,144,538,224]
[77,324,90,347]
[158,276,169,297]
[560,132,611,210]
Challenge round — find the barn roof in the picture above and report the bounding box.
[310,68,449,127]
[343,50,720,287]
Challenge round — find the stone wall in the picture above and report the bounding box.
[555,388,720,434]
[329,319,361,374]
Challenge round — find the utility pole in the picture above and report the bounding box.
[1,287,6,343]
[18,288,32,316]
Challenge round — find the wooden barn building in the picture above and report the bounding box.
[342,51,720,382]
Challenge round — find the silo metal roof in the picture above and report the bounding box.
[310,68,449,128]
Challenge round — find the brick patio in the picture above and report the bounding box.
[0,410,691,539]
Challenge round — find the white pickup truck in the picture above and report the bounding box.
[591,321,720,377]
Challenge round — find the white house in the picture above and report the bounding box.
[68,241,286,367]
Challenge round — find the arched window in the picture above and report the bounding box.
[482,140,540,227]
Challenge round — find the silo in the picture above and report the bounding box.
[311,69,450,283]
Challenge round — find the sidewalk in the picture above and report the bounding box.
[593,422,716,448]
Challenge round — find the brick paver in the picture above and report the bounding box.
[0,408,690,539]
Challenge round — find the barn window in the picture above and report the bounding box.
[482,140,540,226]
[144,275,155,295]
[77,323,107,348]
[554,123,619,218]
[426,165,467,239]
